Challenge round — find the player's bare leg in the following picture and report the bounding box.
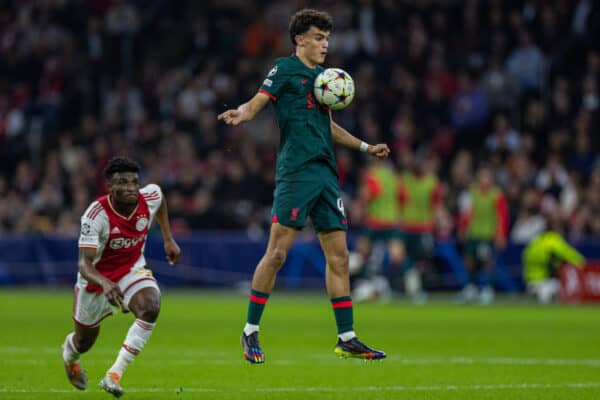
[242,223,296,364]
[100,287,160,397]
[319,230,386,360]
[61,323,99,390]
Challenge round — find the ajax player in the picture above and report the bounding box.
[60,157,181,397]
[218,8,389,363]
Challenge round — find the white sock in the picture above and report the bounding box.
[338,331,356,342]
[243,323,259,335]
[62,332,80,364]
[108,319,155,377]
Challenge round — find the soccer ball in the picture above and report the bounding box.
[313,68,355,110]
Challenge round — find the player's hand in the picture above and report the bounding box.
[164,238,181,266]
[217,109,244,126]
[102,280,124,308]
[368,143,391,158]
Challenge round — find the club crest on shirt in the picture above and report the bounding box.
[136,217,149,231]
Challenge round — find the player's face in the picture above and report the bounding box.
[478,170,492,188]
[299,26,330,65]
[108,172,140,205]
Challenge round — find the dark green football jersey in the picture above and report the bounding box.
[259,55,336,180]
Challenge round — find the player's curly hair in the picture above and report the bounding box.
[103,156,140,180]
[289,8,333,45]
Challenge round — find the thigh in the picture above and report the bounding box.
[74,322,100,346]
[310,181,348,233]
[272,179,321,229]
[266,221,298,253]
[117,267,160,312]
[72,281,114,327]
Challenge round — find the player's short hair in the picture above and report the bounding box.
[289,8,333,45]
[103,157,140,180]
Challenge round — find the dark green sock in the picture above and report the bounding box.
[247,289,270,325]
[331,296,354,334]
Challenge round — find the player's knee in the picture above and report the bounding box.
[133,293,160,322]
[138,301,160,323]
[265,248,287,268]
[328,250,349,272]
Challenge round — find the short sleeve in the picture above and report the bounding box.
[78,201,105,249]
[259,61,290,101]
[140,184,163,218]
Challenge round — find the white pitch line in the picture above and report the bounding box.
[1,382,600,394]
[3,355,600,367]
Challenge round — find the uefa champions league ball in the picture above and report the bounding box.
[313,68,355,110]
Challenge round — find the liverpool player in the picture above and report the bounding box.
[60,157,181,397]
[218,8,388,363]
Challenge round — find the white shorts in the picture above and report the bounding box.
[72,267,160,327]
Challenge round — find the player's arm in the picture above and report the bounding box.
[549,233,585,268]
[154,195,181,266]
[217,92,270,126]
[330,117,390,158]
[77,247,124,307]
[494,193,509,249]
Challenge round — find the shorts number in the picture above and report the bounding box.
[337,198,345,216]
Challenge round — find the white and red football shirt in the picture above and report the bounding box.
[78,184,163,292]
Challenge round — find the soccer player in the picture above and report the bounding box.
[218,8,389,363]
[458,166,508,304]
[397,154,443,303]
[523,218,585,304]
[60,157,181,397]
[350,158,405,301]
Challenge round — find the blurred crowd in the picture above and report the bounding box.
[0,0,599,244]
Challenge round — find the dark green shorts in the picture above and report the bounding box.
[272,167,348,233]
[363,228,403,243]
[466,239,495,263]
[401,232,435,261]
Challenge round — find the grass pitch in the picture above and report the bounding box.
[0,290,599,399]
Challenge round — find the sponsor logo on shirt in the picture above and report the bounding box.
[109,236,145,250]
[263,78,272,87]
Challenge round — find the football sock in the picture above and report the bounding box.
[243,323,259,335]
[62,332,81,364]
[108,319,155,377]
[246,289,270,326]
[331,296,354,336]
[338,330,357,342]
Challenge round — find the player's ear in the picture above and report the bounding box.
[295,34,304,47]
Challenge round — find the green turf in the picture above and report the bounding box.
[1,290,599,399]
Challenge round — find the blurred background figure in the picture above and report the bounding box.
[349,158,403,302]
[523,212,586,304]
[458,166,508,304]
[397,152,443,303]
